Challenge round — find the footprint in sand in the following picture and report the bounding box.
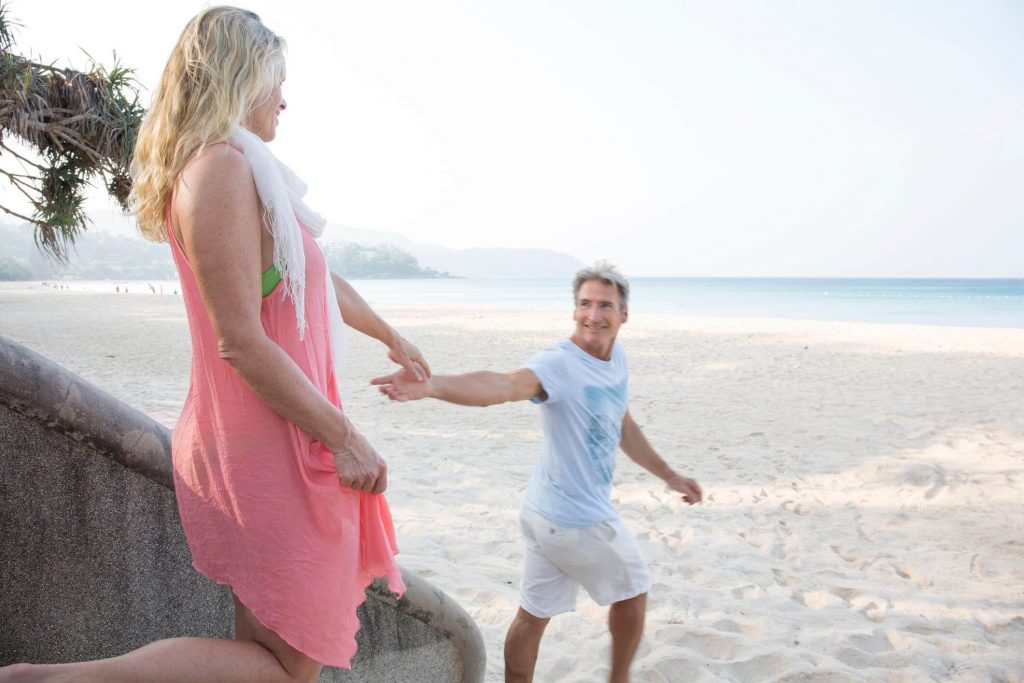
[731,584,766,600]
[829,544,860,564]
[717,653,798,681]
[709,618,764,638]
[794,589,845,610]
[884,560,931,586]
[538,654,585,682]
[782,500,810,516]
[898,462,947,500]
[858,600,891,622]
[650,656,709,682]
[830,585,861,602]
[847,630,895,654]
[684,632,750,660]
[772,568,797,587]
[969,553,1004,582]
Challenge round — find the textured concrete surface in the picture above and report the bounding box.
[0,334,485,681]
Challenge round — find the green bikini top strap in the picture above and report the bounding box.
[261,263,281,297]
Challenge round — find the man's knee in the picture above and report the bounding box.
[613,592,647,609]
[609,592,647,625]
[510,607,551,636]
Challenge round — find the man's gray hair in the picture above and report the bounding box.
[572,261,630,310]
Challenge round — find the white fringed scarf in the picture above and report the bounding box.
[228,125,348,376]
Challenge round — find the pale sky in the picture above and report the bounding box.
[5,0,1022,276]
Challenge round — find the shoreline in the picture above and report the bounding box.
[2,285,1022,681]
[3,279,1022,331]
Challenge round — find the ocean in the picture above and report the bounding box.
[23,277,1024,329]
[342,277,1023,329]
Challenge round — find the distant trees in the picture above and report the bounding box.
[322,242,451,279]
[0,223,451,281]
[0,224,174,279]
[0,254,31,280]
[0,2,143,260]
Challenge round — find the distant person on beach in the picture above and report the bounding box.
[0,7,427,683]
[373,262,702,683]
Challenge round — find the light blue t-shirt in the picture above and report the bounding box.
[522,338,629,527]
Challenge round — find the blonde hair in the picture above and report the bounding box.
[130,6,285,241]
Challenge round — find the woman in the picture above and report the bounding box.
[2,6,425,682]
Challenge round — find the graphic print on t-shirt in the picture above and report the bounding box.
[584,379,628,485]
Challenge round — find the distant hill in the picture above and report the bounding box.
[321,225,585,279]
[0,223,177,280]
[0,223,447,281]
[0,219,586,280]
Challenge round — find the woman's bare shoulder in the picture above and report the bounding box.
[180,143,250,185]
[176,143,255,212]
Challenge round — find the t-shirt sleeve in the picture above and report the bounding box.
[523,345,567,405]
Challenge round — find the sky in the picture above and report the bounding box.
[4,0,1022,277]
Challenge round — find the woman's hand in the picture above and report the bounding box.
[330,272,432,380]
[332,426,388,494]
[387,333,431,380]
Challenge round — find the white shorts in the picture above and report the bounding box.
[518,506,652,618]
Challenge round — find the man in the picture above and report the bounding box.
[372,262,702,683]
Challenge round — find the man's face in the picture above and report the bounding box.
[571,279,628,357]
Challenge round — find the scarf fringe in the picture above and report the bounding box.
[228,125,326,338]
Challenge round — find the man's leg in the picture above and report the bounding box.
[504,607,551,683]
[608,592,646,683]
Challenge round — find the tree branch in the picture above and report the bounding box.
[0,141,46,170]
[0,201,41,225]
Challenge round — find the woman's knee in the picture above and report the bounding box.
[233,594,323,682]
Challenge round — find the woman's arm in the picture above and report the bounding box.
[330,272,431,379]
[174,145,385,493]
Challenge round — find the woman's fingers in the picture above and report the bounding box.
[332,427,388,494]
[388,346,423,381]
[410,347,431,378]
[372,467,388,495]
[389,336,431,379]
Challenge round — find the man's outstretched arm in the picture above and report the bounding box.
[620,410,703,505]
[372,367,544,407]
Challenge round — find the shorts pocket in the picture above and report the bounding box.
[537,524,586,567]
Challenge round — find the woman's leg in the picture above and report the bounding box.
[0,592,323,683]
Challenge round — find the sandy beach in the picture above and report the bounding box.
[2,282,1022,682]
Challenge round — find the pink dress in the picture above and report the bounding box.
[168,209,404,668]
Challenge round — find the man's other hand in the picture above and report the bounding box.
[666,473,703,505]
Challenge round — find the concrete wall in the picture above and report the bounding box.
[0,334,485,682]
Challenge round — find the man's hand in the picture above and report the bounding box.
[666,473,702,505]
[387,334,431,381]
[371,366,432,402]
[331,426,388,494]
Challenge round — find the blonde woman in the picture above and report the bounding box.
[0,6,427,682]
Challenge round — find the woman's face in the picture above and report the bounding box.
[246,68,287,142]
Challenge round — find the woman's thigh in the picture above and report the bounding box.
[233,593,323,683]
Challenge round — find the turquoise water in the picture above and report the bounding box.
[348,278,1024,329]
[23,277,1023,328]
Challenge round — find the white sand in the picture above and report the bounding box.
[2,282,1023,682]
